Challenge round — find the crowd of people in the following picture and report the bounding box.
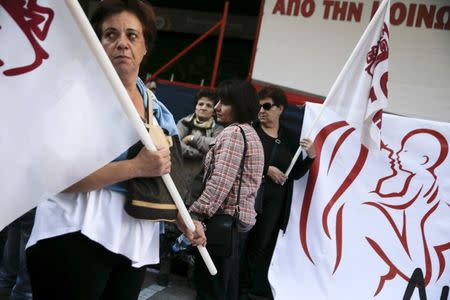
[0,1,316,300]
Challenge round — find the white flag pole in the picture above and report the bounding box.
[284,0,390,178]
[65,0,217,275]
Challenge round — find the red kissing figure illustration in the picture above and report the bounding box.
[299,124,450,297]
[0,0,54,76]
[364,129,450,296]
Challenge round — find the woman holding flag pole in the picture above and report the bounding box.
[240,86,315,299]
[25,1,207,299]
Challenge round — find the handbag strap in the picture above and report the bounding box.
[145,88,154,127]
[268,138,280,165]
[235,125,248,218]
[259,126,281,183]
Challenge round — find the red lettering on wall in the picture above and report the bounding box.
[277,0,448,30]
[371,1,448,30]
[333,1,348,21]
[323,1,361,22]
[370,1,381,20]
[273,0,286,15]
[301,0,315,17]
[416,5,436,29]
[406,4,417,27]
[347,2,363,22]
[434,6,450,30]
[391,2,407,26]
[273,0,316,18]
[287,0,300,16]
[323,0,333,20]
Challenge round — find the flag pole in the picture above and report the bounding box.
[65,0,217,275]
[284,0,390,178]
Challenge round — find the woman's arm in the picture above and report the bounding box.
[177,118,204,158]
[289,138,316,180]
[267,166,287,185]
[181,143,203,159]
[64,147,171,193]
[176,119,189,139]
[190,124,224,154]
[290,156,314,180]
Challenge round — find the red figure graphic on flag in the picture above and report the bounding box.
[299,121,369,274]
[300,125,450,296]
[0,0,54,76]
[364,129,450,296]
[299,20,390,275]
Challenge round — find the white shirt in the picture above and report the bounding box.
[28,100,165,268]
[27,188,160,268]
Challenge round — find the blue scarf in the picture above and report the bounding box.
[136,78,178,136]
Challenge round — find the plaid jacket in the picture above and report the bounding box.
[189,123,264,225]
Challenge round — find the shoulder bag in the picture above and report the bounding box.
[124,90,188,221]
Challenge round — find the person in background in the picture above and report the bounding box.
[177,88,224,203]
[188,80,264,300]
[240,85,316,299]
[25,1,204,299]
[0,210,35,300]
[156,88,224,287]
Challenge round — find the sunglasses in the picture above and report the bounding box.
[259,102,277,111]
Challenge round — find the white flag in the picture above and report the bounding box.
[0,0,138,229]
[270,103,450,299]
[323,0,390,151]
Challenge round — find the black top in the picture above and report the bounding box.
[254,123,314,232]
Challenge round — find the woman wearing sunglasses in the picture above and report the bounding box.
[240,85,316,299]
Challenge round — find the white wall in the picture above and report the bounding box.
[252,0,450,122]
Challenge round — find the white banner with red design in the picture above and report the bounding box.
[0,1,138,229]
[269,103,450,299]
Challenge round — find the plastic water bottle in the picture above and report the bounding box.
[172,234,191,253]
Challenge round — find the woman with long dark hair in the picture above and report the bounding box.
[188,80,264,300]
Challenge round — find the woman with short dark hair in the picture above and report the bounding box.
[257,85,288,108]
[90,0,157,52]
[177,88,223,185]
[177,88,224,203]
[240,85,316,299]
[188,80,264,300]
[25,1,197,299]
